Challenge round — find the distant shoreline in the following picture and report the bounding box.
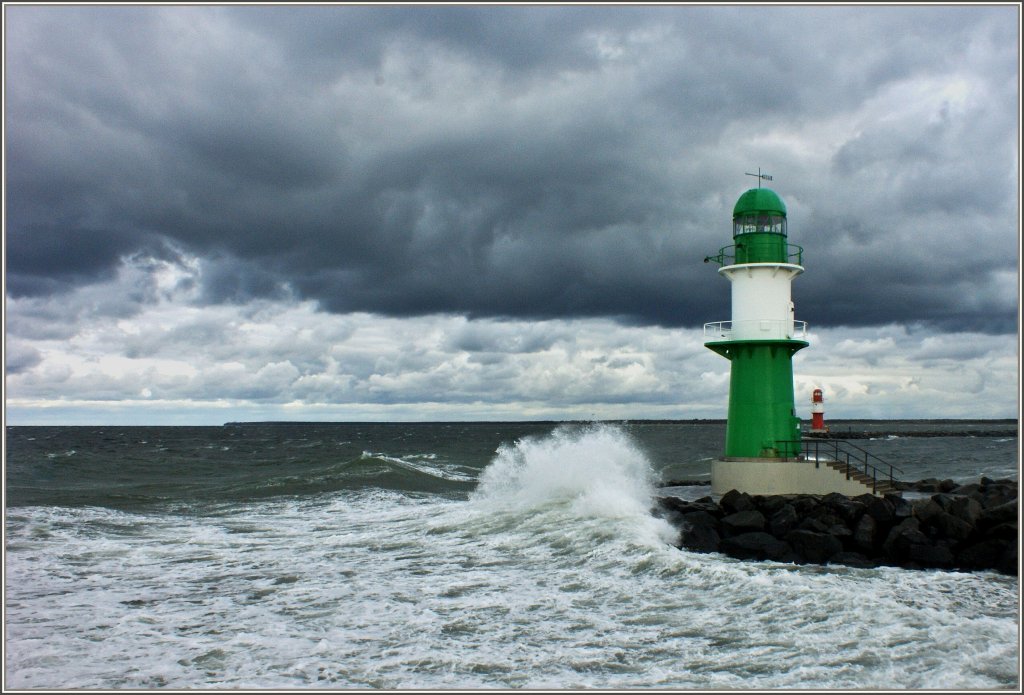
[219,418,1018,427]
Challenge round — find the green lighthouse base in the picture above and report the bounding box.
[711,458,884,496]
[705,339,808,459]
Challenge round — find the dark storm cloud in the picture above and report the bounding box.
[5,5,1018,332]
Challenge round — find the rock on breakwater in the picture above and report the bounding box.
[655,477,1018,575]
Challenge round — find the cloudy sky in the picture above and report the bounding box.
[4,4,1020,425]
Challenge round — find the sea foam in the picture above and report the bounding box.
[471,423,678,547]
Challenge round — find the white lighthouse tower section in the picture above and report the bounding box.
[719,262,804,340]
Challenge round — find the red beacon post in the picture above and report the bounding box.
[810,388,828,433]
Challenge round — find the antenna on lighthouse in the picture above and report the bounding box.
[745,168,773,187]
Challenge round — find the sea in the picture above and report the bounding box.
[3,420,1020,690]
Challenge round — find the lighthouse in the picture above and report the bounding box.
[810,388,828,433]
[704,178,810,494]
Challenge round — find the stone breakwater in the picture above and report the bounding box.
[804,430,1016,439]
[655,477,1018,575]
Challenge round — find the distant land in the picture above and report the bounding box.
[222,418,1017,427]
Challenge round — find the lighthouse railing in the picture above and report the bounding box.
[703,243,804,267]
[778,438,904,494]
[704,320,808,341]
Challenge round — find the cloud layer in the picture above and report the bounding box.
[5,252,1017,424]
[6,5,1018,331]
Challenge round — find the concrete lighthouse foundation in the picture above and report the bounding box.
[710,459,878,496]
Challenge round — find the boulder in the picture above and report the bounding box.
[719,532,794,562]
[912,498,945,524]
[882,518,930,563]
[957,539,1014,571]
[853,513,878,553]
[978,500,1018,530]
[720,489,755,514]
[828,551,878,569]
[721,510,766,536]
[679,523,721,554]
[791,495,820,516]
[785,529,843,564]
[928,512,974,542]
[948,496,984,526]
[656,496,720,517]
[827,524,853,541]
[797,517,831,534]
[768,504,799,538]
[951,483,982,497]
[681,510,721,532]
[828,497,867,526]
[984,522,1018,541]
[864,496,895,526]
[981,485,1016,509]
[885,494,913,520]
[907,542,955,568]
[997,544,1018,576]
[756,495,790,517]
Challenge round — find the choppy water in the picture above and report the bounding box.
[4,421,1019,689]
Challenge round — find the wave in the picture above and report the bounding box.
[468,423,678,548]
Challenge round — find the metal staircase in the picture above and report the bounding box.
[778,438,904,495]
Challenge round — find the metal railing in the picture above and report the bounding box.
[704,319,808,341]
[704,243,804,267]
[777,438,904,494]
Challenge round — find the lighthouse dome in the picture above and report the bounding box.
[733,188,787,218]
[732,187,788,237]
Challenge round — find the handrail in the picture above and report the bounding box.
[777,438,905,494]
[704,243,804,267]
[704,319,808,341]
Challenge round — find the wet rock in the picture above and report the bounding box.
[928,512,974,542]
[678,523,721,554]
[997,544,1018,576]
[768,504,799,538]
[681,511,721,531]
[912,498,944,524]
[853,513,878,553]
[721,510,766,536]
[864,496,895,526]
[827,551,878,568]
[719,532,794,562]
[907,542,955,568]
[797,517,831,534]
[958,539,1014,571]
[985,522,1018,541]
[720,489,755,514]
[755,495,790,517]
[828,497,867,526]
[661,477,1018,575]
[885,494,913,520]
[827,524,853,541]
[978,499,1018,530]
[948,496,984,527]
[785,529,843,564]
[882,518,929,563]
[981,485,1016,509]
